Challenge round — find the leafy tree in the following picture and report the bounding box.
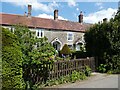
[13,25,56,89]
[84,8,120,73]
[60,44,71,55]
[2,27,25,89]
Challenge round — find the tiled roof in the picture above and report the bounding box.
[0,13,91,32]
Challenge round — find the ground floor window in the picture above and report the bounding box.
[53,41,61,51]
[76,43,83,51]
[68,44,73,50]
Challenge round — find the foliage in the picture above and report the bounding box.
[84,8,120,73]
[13,25,56,89]
[2,27,25,89]
[55,56,64,61]
[36,69,90,88]
[70,70,86,82]
[72,51,88,59]
[84,66,92,76]
[97,64,107,73]
[60,44,71,55]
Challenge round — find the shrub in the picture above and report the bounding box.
[84,8,120,73]
[84,66,92,76]
[2,28,25,89]
[60,44,71,55]
[72,51,88,59]
[97,64,107,73]
[38,69,89,88]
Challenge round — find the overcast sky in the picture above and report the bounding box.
[1,0,119,24]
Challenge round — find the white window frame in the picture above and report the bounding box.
[67,32,74,41]
[36,29,44,38]
[11,27,15,33]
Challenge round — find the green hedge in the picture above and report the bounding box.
[2,27,25,89]
[72,51,88,59]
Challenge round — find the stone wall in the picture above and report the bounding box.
[2,26,85,50]
[44,29,84,50]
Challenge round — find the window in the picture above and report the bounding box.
[67,33,74,41]
[36,29,44,38]
[76,43,83,51]
[11,27,15,33]
[68,45,73,50]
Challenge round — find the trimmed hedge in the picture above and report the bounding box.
[60,44,71,55]
[2,27,25,89]
[72,51,89,59]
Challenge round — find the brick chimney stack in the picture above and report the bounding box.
[78,11,83,24]
[54,10,58,20]
[28,4,32,17]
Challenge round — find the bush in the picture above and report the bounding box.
[97,64,107,73]
[72,51,88,59]
[2,28,25,89]
[84,8,120,73]
[60,44,71,55]
[38,70,88,87]
[84,66,92,76]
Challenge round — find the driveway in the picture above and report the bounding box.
[48,73,119,88]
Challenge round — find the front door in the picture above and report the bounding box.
[53,41,61,51]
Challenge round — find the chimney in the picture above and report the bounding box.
[54,10,58,20]
[28,4,32,17]
[103,18,107,23]
[78,11,83,24]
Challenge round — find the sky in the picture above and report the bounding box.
[1,0,120,24]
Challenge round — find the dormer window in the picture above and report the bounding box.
[36,29,44,38]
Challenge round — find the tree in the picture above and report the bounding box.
[13,25,56,89]
[60,44,71,55]
[84,8,120,73]
[2,27,25,89]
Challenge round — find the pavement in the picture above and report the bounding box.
[47,72,119,88]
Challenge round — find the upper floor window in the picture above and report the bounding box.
[36,29,44,38]
[67,33,74,41]
[11,27,15,33]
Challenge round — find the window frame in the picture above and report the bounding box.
[36,29,44,38]
[67,32,74,41]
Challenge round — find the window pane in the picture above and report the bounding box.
[68,33,73,41]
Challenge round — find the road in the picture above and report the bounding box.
[48,73,119,88]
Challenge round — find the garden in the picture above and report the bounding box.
[2,25,93,90]
[1,6,120,90]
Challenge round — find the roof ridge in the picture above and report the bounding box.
[1,13,92,32]
[1,13,82,24]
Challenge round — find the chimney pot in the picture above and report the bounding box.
[54,10,58,20]
[103,18,107,23]
[78,11,83,23]
[28,4,32,17]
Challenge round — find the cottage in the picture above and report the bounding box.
[0,5,91,51]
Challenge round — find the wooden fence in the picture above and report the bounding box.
[48,57,95,80]
[27,57,95,84]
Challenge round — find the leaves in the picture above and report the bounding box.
[2,27,25,89]
[13,25,56,88]
[84,8,120,73]
[60,44,71,55]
